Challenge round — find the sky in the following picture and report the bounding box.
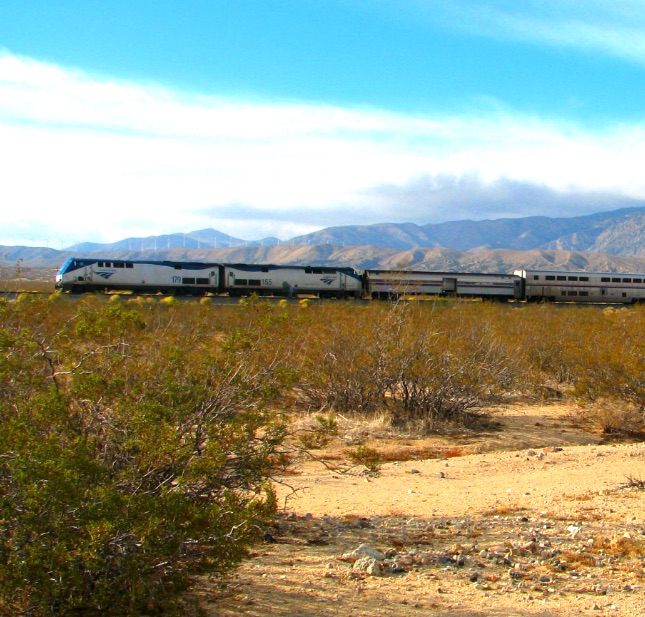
[3,1,645,247]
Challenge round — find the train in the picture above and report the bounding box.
[54,257,645,304]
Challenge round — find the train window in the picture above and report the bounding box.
[634,279,643,284]
[623,278,632,283]
[196,278,209,285]
[557,276,566,281]
[234,279,248,285]
[580,276,589,281]
[569,291,578,296]
[623,293,627,297]
[561,291,567,296]
[104,262,111,268]
[249,279,261,285]
[612,278,621,283]
[174,265,182,270]
[115,262,124,268]
[579,291,589,296]
[126,263,133,268]
[261,267,269,272]
[568,276,578,281]
[98,262,104,267]
[546,275,555,281]
[182,278,196,285]
[533,275,540,280]
[601,277,610,282]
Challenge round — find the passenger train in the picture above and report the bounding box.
[54,257,645,304]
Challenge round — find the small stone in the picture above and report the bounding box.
[352,556,382,576]
[409,468,420,474]
[340,544,385,562]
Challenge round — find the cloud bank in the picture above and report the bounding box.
[2,52,645,246]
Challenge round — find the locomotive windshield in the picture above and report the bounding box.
[56,258,75,274]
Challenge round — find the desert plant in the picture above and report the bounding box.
[297,414,339,449]
[296,303,385,413]
[0,297,288,616]
[346,444,382,473]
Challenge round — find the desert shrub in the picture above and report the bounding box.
[566,307,645,432]
[346,444,382,473]
[297,414,339,449]
[0,298,288,616]
[296,303,385,413]
[581,399,645,434]
[378,302,518,432]
[505,304,582,387]
[294,300,521,433]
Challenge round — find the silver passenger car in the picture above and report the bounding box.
[515,269,645,303]
[363,270,522,301]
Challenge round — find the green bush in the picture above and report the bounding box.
[347,444,381,473]
[0,298,287,616]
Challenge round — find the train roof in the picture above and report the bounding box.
[516,268,645,276]
[363,269,516,276]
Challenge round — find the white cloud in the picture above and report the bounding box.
[408,0,645,64]
[2,52,645,246]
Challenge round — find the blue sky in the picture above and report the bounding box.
[2,1,645,246]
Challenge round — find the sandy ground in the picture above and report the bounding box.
[199,404,645,617]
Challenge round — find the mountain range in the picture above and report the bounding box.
[287,207,645,254]
[3,206,645,277]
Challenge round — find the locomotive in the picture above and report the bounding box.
[55,257,645,304]
[55,258,363,298]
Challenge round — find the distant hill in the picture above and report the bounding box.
[49,206,645,257]
[67,229,280,252]
[290,207,645,255]
[5,206,645,278]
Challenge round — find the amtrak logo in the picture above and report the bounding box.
[96,271,115,279]
[320,276,337,285]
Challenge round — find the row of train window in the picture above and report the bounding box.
[97,262,134,269]
[535,275,643,283]
[600,277,643,283]
[561,290,631,298]
[182,278,210,285]
[536,275,589,281]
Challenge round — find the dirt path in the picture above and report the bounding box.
[201,404,645,617]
